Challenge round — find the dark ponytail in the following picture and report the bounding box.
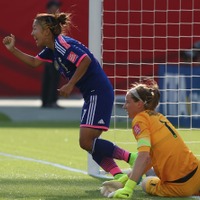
[35,12,72,36]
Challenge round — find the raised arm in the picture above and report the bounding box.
[3,34,43,68]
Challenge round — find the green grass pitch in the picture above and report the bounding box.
[0,121,199,200]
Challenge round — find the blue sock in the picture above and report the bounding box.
[93,138,115,157]
[91,138,115,164]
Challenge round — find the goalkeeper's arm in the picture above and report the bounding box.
[129,151,152,183]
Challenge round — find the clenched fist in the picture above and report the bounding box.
[2,34,15,52]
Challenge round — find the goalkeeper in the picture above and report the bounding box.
[101,78,200,198]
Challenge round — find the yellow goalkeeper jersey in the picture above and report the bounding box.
[132,110,199,183]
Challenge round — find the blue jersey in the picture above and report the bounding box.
[36,35,112,99]
[36,35,114,130]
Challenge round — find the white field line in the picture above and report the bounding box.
[185,141,200,144]
[0,152,200,184]
[0,152,87,175]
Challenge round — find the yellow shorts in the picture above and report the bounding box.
[145,161,200,197]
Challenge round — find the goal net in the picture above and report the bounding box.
[88,0,200,177]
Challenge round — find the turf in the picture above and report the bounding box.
[0,121,199,200]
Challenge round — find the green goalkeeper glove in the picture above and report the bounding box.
[100,174,128,197]
[108,179,137,199]
[103,174,128,187]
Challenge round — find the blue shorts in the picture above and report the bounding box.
[80,88,114,131]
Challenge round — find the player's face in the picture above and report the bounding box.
[123,93,143,118]
[31,20,46,47]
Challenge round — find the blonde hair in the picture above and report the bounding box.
[128,78,160,110]
[35,12,72,36]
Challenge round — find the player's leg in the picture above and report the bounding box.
[79,127,124,177]
[141,176,160,195]
[79,91,123,177]
[79,89,136,177]
[79,127,102,151]
[141,176,182,197]
[142,170,200,197]
[142,176,187,197]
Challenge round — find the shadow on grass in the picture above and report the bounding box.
[0,177,195,200]
[0,178,103,200]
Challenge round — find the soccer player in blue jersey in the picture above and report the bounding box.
[3,12,136,179]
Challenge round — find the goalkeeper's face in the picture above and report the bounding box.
[123,93,144,118]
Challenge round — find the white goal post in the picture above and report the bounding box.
[88,0,200,178]
[88,0,104,178]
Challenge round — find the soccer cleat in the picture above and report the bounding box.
[128,152,138,168]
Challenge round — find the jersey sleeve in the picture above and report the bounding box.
[36,47,53,63]
[66,45,87,67]
[132,113,151,152]
[57,35,87,67]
